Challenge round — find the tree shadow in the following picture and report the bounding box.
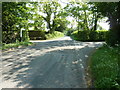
[2,39,103,88]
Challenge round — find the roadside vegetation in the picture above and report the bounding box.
[90,45,120,88]
[71,30,108,41]
[28,31,64,40]
[2,41,33,50]
[88,2,120,89]
[45,31,64,40]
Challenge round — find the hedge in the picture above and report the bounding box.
[2,30,20,44]
[71,30,108,41]
[28,30,46,40]
[28,31,64,40]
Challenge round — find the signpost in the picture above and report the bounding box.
[20,28,25,41]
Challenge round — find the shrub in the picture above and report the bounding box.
[71,30,108,41]
[22,30,30,41]
[28,30,46,40]
[45,31,64,40]
[2,30,20,44]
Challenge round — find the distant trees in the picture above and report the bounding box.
[26,1,68,33]
[2,1,120,45]
[54,18,69,32]
[64,2,90,31]
[36,1,62,33]
[2,2,69,44]
[63,2,103,32]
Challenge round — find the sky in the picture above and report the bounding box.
[98,18,110,30]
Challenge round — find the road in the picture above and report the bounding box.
[1,36,103,88]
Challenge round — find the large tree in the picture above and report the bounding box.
[35,1,61,33]
[94,2,118,28]
[94,2,120,46]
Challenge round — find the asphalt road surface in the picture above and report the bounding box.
[0,36,103,88]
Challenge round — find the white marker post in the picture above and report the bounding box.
[20,28,25,41]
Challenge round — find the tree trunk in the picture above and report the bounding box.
[94,13,98,31]
[84,10,89,30]
[108,14,117,29]
[117,2,120,24]
[117,3,120,86]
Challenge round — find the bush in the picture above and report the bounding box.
[66,29,74,36]
[45,31,64,40]
[2,30,21,44]
[71,30,108,41]
[22,30,30,41]
[28,30,46,40]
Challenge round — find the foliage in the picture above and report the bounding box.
[71,30,108,41]
[94,2,118,28]
[35,1,62,33]
[45,31,64,40]
[90,45,120,88]
[64,2,89,31]
[94,2,120,46]
[22,30,29,41]
[63,2,103,31]
[55,18,69,32]
[2,30,19,44]
[2,2,120,46]
[28,30,46,40]
[2,2,32,44]
[66,28,74,36]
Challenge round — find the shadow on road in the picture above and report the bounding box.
[2,39,103,88]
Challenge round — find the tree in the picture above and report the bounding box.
[54,18,69,32]
[94,2,118,28]
[35,1,61,33]
[94,2,120,46]
[88,2,103,31]
[63,2,96,31]
[2,2,32,43]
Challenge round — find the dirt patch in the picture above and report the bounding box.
[85,48,98,88]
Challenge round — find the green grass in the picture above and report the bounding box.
[45,31,64,40]
[90,45,120,88]
[2,41,33,50]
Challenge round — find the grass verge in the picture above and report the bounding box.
[45,31,64,40]
[2,41,33,50]
[90,44,120,88]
